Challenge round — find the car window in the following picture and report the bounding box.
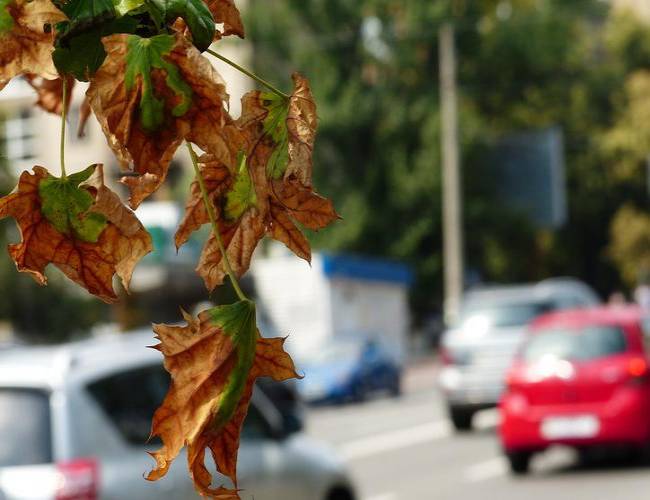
[88,363,274,445]
[87,364,169,446]
[458,301,553,329]
[0,388,52,466]
[524,325,627,362]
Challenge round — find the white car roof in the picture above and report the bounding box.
[463,278,598,307]
[0,329,162,390]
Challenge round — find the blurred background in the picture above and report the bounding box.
[1,0,650,499]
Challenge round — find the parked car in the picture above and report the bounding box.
[0,331,356,500]
[439,278,599,431]
[297,337,402,404]
[500,306,650,474]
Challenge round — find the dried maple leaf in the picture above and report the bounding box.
[0,164,152,302]
[0,0,65,88]
[87,33,233,208]
[147,300,299,498]
[24,75,74,115]
[177,75,337,289]
[285,73,318,184]
[204,0,244,40]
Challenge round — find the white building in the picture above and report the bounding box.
[252,247,414,365]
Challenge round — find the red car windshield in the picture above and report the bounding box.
[523,325,627,363]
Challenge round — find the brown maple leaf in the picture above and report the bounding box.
[285,73,318,185]
[176,74,337,289]
[87,33,234,208]
[147,301,299,498]
[0,165,152,303]
[205,0,245,40]
[175,155,232,250]
[24,75,74,115]
[0,0,65,89]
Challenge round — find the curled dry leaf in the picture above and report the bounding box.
[285,73,318,185]
[87,33,233,208]
[147,300,299,498]
[24,74,74,115]
[205,0,244,40]
[0,165,152,302]
[0,0,65,89]
[177,74,338,290]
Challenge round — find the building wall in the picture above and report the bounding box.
[252,252,334,360]
[328,277,410,365]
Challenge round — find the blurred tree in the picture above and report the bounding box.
[247,0,647,319]
[609,204,650,287]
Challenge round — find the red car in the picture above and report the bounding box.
[499,306,650,474]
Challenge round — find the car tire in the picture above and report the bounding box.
[389,374,402,397]
[326,487,355,500]
[351,383,367,403]
[449,407,473,432]
[506,451,532,475]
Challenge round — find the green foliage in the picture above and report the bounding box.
[148,0,216,52]
[38,166,107,243]
[0,0,14,33]
[53,12,138,80]
[609,204,650,287]
[52,0,215,80]
[224,153,256,220]
[249,0,648,316]
[261,92,290,178]
[125,34,193,131]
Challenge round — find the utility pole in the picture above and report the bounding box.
[439,22,464,324]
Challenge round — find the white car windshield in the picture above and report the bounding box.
[459,302,552,329]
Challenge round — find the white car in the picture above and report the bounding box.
[439,278,600,432]
[0,330,356,500]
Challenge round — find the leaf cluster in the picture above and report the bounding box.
[51,0,215,80]
[0,0,336,497]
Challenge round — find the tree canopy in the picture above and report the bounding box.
[249,0,650,316]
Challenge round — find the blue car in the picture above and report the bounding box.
[297,337,402,404]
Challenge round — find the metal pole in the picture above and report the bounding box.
[439,22,464,324]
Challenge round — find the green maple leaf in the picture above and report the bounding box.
[124,34,193,132]
[148,0,215,52]
[57,0,116,27]
[224,153,257,221]
[52,0,138,81]
[38,165,108,243]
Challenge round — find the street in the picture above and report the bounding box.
[305,361,650,500]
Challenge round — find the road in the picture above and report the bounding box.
[304,360,650,500]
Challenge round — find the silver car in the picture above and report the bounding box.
[439,278,599,431]
[0,331,356,500]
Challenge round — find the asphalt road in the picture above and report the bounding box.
[304,361,650,500]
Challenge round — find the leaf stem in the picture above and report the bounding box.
[186,142,248,302]
[206,48,289,100]
[60,78,68,178]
